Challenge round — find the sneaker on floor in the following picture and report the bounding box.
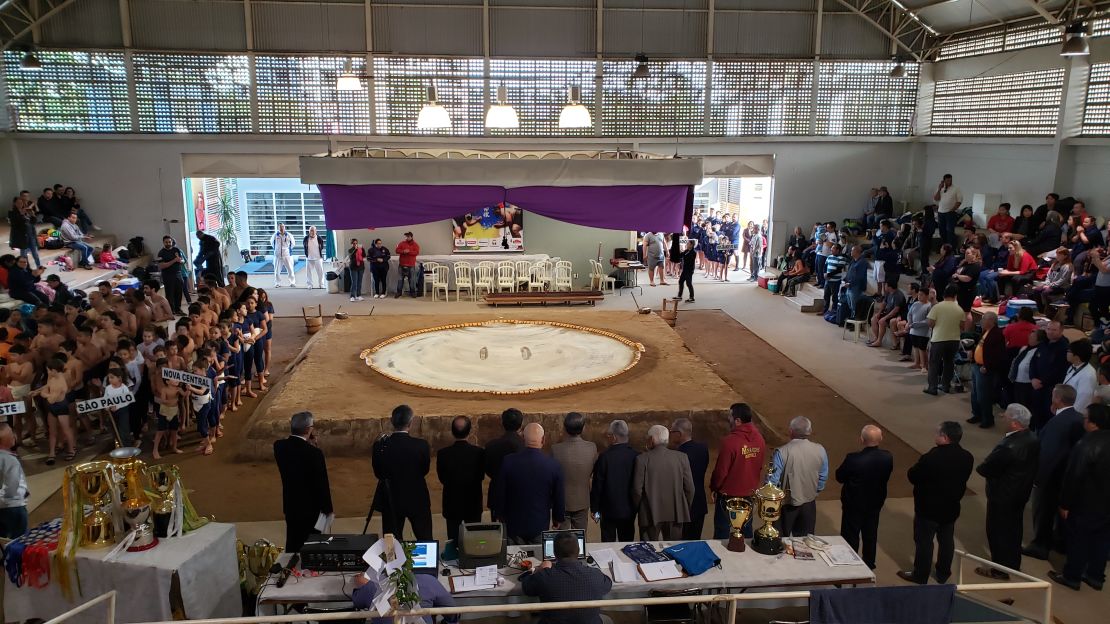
[356,296,364,301]
[349,297,357,302]
[685,298,695,303]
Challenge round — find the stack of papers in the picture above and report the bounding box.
[818,545,864,567]
[448,566,498,593]
[638,561,684,582]
[590,548,639,584]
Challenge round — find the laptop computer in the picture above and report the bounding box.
[541,529,586,561]
[407,540,440,575]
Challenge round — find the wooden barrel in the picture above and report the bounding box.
[302,305,323,334]
[660,298,678,327]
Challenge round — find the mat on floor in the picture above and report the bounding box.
[236,259,306,275]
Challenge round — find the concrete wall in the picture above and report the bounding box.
[918,142,1058,211]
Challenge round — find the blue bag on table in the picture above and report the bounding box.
[662,541,721,576]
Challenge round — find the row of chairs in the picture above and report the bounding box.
[425,260,575,301]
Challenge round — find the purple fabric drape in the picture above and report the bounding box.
[318,183,690,232]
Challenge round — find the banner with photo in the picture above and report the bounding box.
[451,203,525,253]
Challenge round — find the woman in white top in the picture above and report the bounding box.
[1010,330,1044,413]
[1063,339,1099,414]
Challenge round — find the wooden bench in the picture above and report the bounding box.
[483,290,604,307]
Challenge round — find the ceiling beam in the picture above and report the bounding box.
[833,0,925,61]
[1,0,77,51]
[1023,0,1062,24]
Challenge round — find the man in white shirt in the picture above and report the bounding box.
[933,173,963,247]
[303,226,326,290]
[1063,339,1098,414]
[271,223,296,288]
[0,424,29,538]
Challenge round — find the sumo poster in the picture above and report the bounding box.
[451,203,524,252]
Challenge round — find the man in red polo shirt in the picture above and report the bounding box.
[710,403,767,539]
[394,232,421,298]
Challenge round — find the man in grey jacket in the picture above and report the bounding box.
[769,416,829,537]
[0,424,29,538]
[632,425,694,540]
[552,412,598,530]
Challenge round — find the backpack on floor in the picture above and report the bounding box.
[824,308,839,324]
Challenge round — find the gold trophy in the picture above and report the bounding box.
[752,480,786,555]
[149,466,177,538]
[725,497,752,552]
[110,447,158,551]
[74,462,115,548]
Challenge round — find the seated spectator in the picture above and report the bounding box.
[990,240,1039,302]
[837,245,868,327]
[987,203,1015,243]
[6,256,47,306]
[774,251,810,297]
[1069,216,1103,273]
[37,187,66,227]
[786,226,808,257]
[96,244,127,270]
[1004,306,1038,351]
[1026,212,1064,256]
[521,532,613,624]
[928,244,958,295]
[868,280,906,349]
[1011,205,1036,240]
[58,213,95,270]
[1032,249,1073,311]
[59,186,98,232]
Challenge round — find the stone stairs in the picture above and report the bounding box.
[0,223,148,293]
[784,281,826,314]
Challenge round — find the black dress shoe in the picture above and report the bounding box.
[1048,570,1081,591]
[1021,545,1049,561]
[923,388,938,396]
[966,416,982,424]
[979,422,995,429]
[1082,575,1105,591]
[896,570,925,584]
[974,566,1010,581]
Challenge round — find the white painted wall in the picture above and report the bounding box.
[918,141,1059,211]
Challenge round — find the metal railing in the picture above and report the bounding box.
[43,550,1051,624]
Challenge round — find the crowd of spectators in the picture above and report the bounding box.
[7,185,101,272]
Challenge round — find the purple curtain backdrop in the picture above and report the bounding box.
[318,183,690,232]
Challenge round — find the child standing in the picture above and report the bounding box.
[152,359,183,460]
[102,368,132,446]
[186,360,216,455]
[32,357,76,465]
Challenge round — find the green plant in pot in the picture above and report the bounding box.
[215,191,239,261]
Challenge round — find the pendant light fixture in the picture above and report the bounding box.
[416,86,451,130]
[889,59,907,79]
[19,51,42,71]
[558,86,592,129]
[632,54,650,79]
[1061,21,1090,56]
[336,60,366,91]
[485,84,519,129]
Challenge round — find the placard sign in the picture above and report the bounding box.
[716,242,736,253]
[162,367,214,393]
[0,401,26,417]
[77,392,134,415]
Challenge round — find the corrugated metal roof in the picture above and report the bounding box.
[714,11,815,57]
[131,0,247,51]
[371,6,484,56]
[820,12,888,59]
[602,9,707,57]
[490,8,596,57]
[40,0,124,48]
[251,2,365,52]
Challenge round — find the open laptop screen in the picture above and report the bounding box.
[541,529,586,560]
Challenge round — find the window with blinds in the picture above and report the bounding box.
[815,61,918,136]
[709,61,812,136]
[256,56,372,134]
[244,192,325,256]
[133,53,250,133]
[1083,63,1110,136]
[931,69,1063,136]
[373,57,485,136]
[600,61,706,136]
[2,51,130,132]
[487,59,597,137]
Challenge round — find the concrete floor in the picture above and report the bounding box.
[248,265,1106,622]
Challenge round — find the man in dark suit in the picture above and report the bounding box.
[1025,384,1086,560]
[835,425,894,570]
[1050,403,1110,591]
[1029,321,1070,430]
[436,416,485,543]
[273,412,333,552]
[521,532,613,624]
[897,421,974,585]
[372,404,433,540]
[975,403,1040,579]
[590,419,639,542]
[484,408,525,521]
[493,423,565,544]
[670,418,709,540]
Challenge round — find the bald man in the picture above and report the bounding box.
[834,425,894,569]
[492,423,566,544]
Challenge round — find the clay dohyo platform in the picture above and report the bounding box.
[239,310,742,460]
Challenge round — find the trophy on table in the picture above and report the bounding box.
[110,447,158,551]
[724,497,752,552]
[149,466,178,538]
[752,480,786,556]
[74,462,115,548]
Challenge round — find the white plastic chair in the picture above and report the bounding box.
[497,263,516,292]
[422,261,441,297]
[590,260,616,293]
[431,265,450,301]
[514,260,533,291]
[536,260,555,290]
[527,264,548,292]
[474,265,494,298]
[554,264,573,291]
[453,262,474,301]
[477,260,496,276]
[842,300,875,342]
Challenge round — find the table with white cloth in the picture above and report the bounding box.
[2,522,241,624]
[256,536,874,614]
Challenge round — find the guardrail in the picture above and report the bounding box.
[44,550,1052,624]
